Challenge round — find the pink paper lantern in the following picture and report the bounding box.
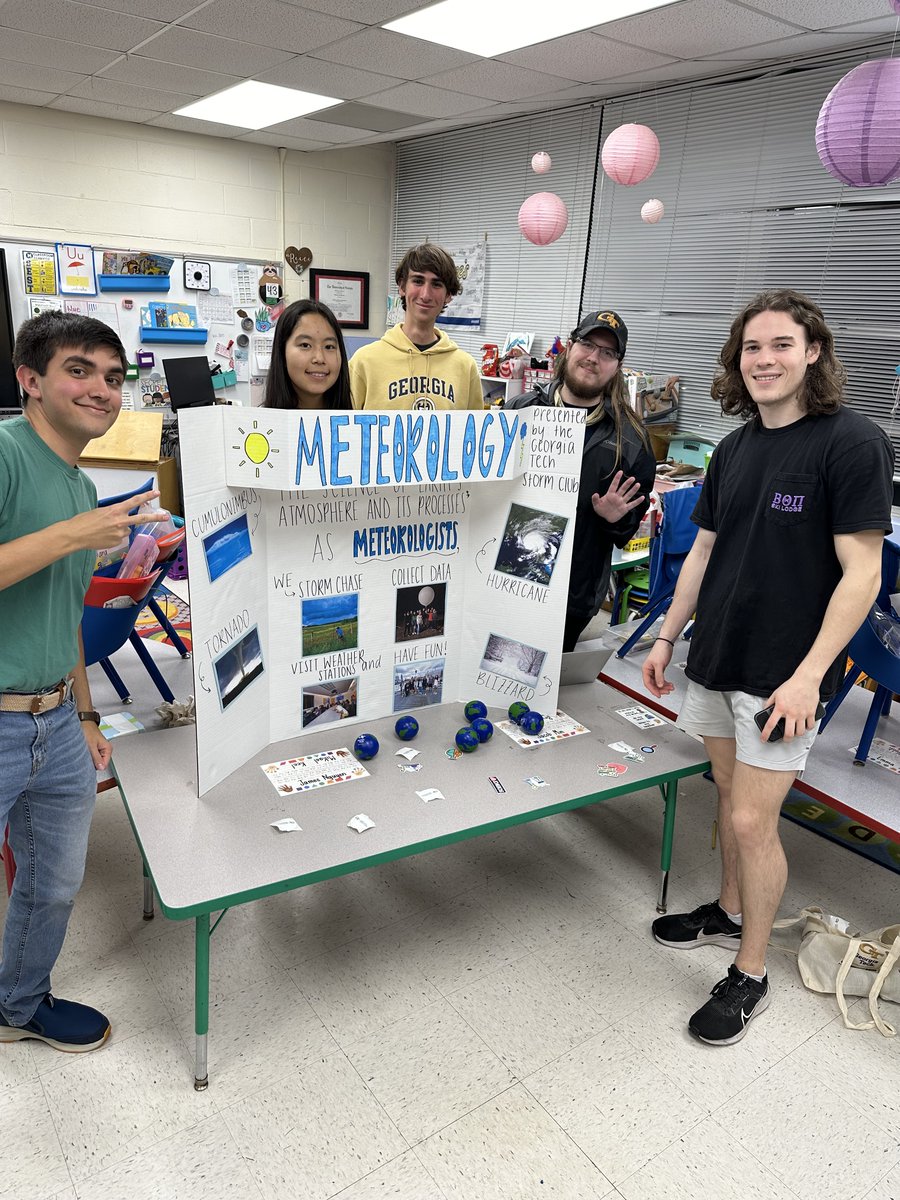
[531,151,552,174]
[641,198,665,224]
[518,192,569,245]
[892,0,900,13]
[601,123,660,186]
[816,58,900,186]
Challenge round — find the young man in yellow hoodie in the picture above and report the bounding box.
[350,244,483,411]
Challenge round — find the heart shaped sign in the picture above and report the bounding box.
[284,245,313,275]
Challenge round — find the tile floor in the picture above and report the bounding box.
[1,634,899,1200]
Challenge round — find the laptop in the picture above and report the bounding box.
[559,638,613,686]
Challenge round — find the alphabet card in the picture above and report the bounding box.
[178,406,583,795]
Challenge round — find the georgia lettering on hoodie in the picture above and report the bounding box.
[387,377,454,402]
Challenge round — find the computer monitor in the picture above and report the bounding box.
[162,355,216,412]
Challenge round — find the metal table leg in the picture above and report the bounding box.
[657,779,678,913]
[194,913,210,1091]
[142,862,154,921]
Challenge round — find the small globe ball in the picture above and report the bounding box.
[455,727,479,753]
[464,699,488,722]
[520,710,545,735]
[471,717,494,743]
[508,701,530,724]
[394,715,419,740]
[353,733,379,760]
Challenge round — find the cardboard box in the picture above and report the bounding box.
[80,410,182,516]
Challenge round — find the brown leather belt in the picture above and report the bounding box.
[0,679,72,714]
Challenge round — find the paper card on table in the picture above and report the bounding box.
[348,813,374,832]
[497,709,589,749]
[416,787,444,802]
[525,775,548,788]
[99,712,144,738]
[850,737,900,774]
[260,749,369,795]
[615,705,666,730]
[395,747,419,760]
[271,817,302,832]
[398,762,422,772]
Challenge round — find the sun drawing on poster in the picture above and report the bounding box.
[233,419,279,478]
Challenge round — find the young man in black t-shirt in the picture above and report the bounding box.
[642,290,894,1046]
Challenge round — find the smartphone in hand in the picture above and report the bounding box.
[753,702,826,742]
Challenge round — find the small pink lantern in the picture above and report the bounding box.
[816,58,900,186]
[531,151,552,174]
[641,198,665,224]
[518,192,569,245]
[601,123,660,186]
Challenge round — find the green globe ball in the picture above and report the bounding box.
[520,710,545,735]
[508,701,530,724]
[353,733,379,760]
[394,715,419,740]
[464,699,488,722]
[455,726,479,753]
[471,717,494,743]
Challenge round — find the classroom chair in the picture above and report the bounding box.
[818,536,900,765]
[615,483,702,659]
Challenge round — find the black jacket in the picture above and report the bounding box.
[506,381,657,617]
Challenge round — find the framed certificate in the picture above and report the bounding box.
[309,269,369,329]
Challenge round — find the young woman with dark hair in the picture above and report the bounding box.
[263,299,352,410]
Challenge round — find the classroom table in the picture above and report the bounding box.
[112,680,710,1090]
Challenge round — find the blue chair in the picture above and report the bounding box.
[616,484,702,658]
[819,535,900,764]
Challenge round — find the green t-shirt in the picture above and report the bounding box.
[0,417,96,691]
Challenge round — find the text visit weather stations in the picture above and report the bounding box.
[179,406,584,795]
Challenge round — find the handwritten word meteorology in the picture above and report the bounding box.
[295,411,522,489]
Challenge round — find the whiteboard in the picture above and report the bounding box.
[2,239,283,412]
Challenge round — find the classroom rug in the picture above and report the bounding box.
[135,586,192,653]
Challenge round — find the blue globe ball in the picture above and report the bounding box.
[394,715,419,740]
[464,699,488,722]
[471,716,494,743]
[508,701,530,725]
[353,733,379,760]
[520,710,544,735]
[455,726,479,753]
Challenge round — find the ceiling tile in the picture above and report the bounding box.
[0,84,58,105]
[49,95,153,122]
[362,81,490,118]
[0,61,88,93]
[68,76,195,112]
[500,30,675,84]
[236,130,336,150]
[744,0,889,31]
[426,60,573,102]
[603,57,737,85]
[310,27,479,79]
[700,30,871,62]
[261,113,374,141]
[137,27,295,73]
[830,15,900,35]
[84,0,198,20]
[0,0,165,52]
[180,0,362,56]
[100,56,242,97]
[595,0,800,59]
[147,112,252,137]
[0,28,122,72]
[288,0,435,22]
[253,55,398,98]
[307,102,426,131]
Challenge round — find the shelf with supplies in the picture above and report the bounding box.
[479,375,524,407]
[98,274,170,292]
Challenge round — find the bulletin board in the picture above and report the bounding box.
[178,405,585,796]
[0,238,284,412]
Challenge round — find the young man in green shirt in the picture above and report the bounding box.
[0,311,164,1052]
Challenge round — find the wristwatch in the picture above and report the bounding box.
[78,710,101,725]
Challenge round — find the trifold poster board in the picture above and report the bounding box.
[179,406,584,796]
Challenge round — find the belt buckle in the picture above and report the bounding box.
[30,680,66,715]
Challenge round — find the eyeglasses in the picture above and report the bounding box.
[573,337,620,362]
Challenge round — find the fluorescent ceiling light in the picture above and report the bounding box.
[385,0,675,57]
[174,81,341,130]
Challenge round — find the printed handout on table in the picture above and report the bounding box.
[615,705,666,730]
[261,749,370,795]
[497,710,589,748]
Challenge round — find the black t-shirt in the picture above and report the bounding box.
[685,406,895,700]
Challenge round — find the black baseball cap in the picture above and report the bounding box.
[571,309,627,359]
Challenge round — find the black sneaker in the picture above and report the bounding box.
[652,901,742,950]
[0,994,110,1053]
[688,966,770,1045]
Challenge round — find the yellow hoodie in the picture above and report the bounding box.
[350,324,483,411]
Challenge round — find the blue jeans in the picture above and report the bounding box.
[0,700,96,1025]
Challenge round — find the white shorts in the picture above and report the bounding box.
[677,681,820,773]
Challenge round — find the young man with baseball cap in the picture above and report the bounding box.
[506,309,656,649]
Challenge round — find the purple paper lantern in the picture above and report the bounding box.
[518,192,569,245]
[815,58,900,187]
[892,0,900,13]
[601,123,660,186]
